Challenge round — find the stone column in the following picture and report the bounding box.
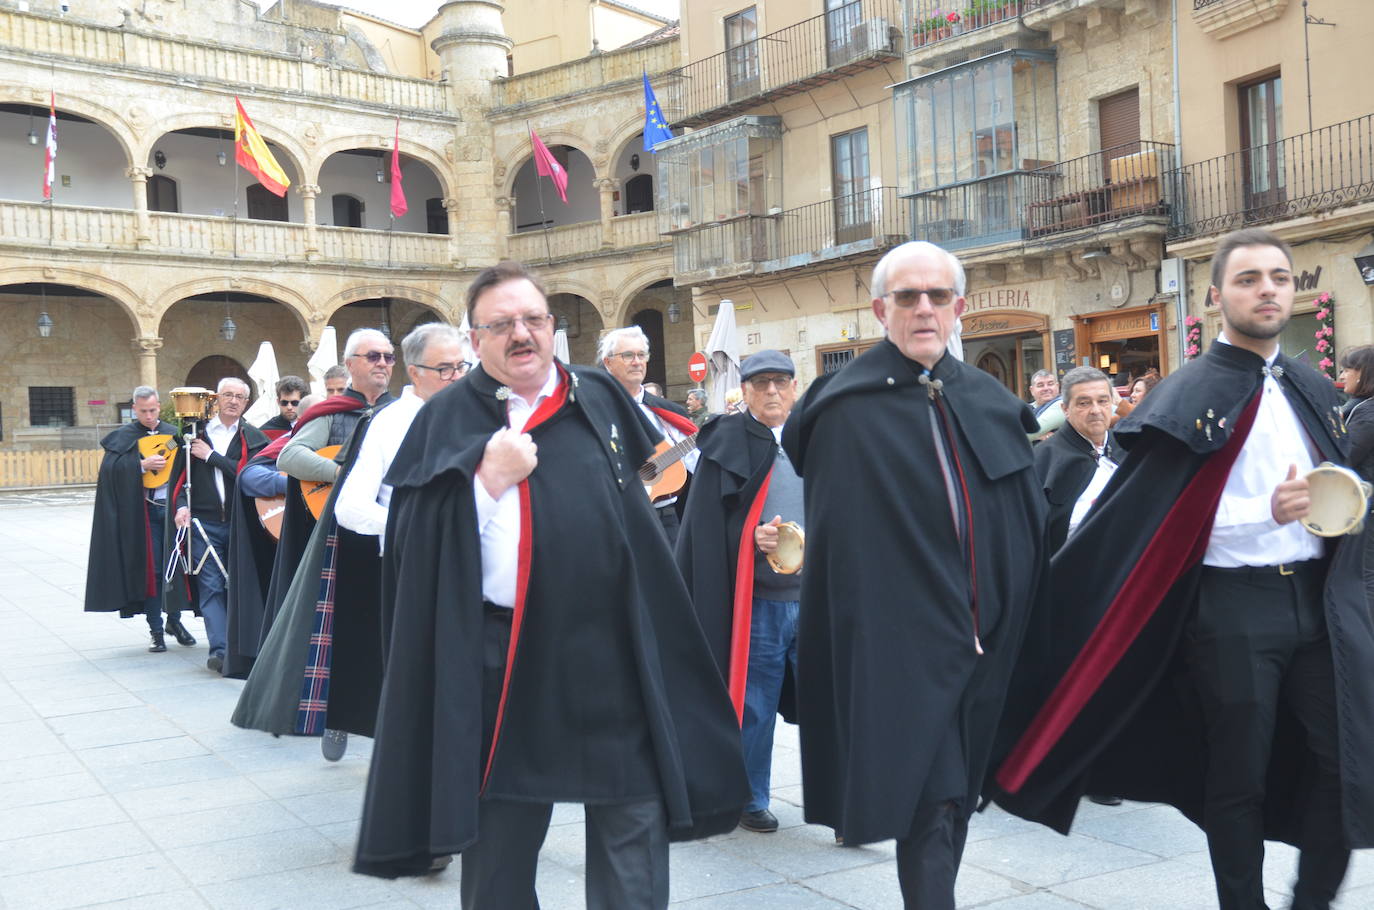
[495,196,514,258]
[127,166,153,246]
[297,184,321,260]
[595,177,616,248]
[135,336,162,389]
[444,196,463,265]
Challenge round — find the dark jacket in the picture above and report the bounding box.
[1033,425,1119,554]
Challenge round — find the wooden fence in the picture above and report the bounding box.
[0,449,102,488]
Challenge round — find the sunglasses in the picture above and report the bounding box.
[350,351,396,364]
[279,399,300,406]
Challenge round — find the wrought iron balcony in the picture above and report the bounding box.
[909,1,1022,50]
[1024,141,1176,239]
[671,187,909,283]
[908,172,1046,250]
[669,0,902,129]
[1168,114,1374,240]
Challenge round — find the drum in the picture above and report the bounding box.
[1302,462,1373,537]
[766,521,805,575]
[169,386,214,420]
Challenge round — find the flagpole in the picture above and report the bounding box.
[387,214,394,268]
[526,120,554,265]
[232,132,240,260]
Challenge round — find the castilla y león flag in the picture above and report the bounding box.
[529,128,568,204]
[233,97,290,197]
[389,117,407,218]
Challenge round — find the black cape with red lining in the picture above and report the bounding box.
[231,401,388,736]
[84,419,192,619]
[353,364,748,878]
[674,409,796,722]
[780,340,1047,846]
[990,340,1374,851]
[1034,425,1120,553]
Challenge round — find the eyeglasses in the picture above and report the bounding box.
[350,350,396,364]
[472,313,554,336]
[612,350,650,363]
[884,287,957,308]
[278,399,300,407]
[218,392,249,401]
[412,362,471,381]
[747,375,792,391]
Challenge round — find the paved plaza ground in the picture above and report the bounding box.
[0,490,1370,909]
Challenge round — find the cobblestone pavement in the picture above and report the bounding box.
[0,494,1369,909]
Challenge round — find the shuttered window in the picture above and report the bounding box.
[1098,88,1140,155]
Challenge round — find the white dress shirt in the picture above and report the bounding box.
[1067,436,1117,537]
[1203,334,1323,567]
[205,417,240,505]
[635,388,699,508]
[473,367,560,608]
[335,386,425,547]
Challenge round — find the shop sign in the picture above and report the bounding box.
[966,287,1035,311]
[962,310,1047,338]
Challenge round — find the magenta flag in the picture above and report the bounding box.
[529,129,568,203]
[389,117,407,218]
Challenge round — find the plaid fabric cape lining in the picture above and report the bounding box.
[295,531,339,735]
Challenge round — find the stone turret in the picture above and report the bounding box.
[430,0,512,105]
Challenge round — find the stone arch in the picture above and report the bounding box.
[613,265,677,316]
[500,133,597,199]
[314,134,453,200]
[0,91,136,166]
[320,285,453,325]
[0,266,145,333]
[140,111,307,187]
[542,276,605,314]
[154,277,312,337]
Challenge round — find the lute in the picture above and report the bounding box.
[136,434,179,489]
[638,433,699,502]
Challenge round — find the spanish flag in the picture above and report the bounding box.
[233,97,290,197]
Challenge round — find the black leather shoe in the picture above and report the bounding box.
[1088,794,1123,806]
[426,855,453,875]
[165,616,196,647]
[148,632,167,653]
[206,655,224,674]
[739,808,779,833]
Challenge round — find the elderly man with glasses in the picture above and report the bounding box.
[353,260,747,908]
[233,328,396,761]
[782,241,1046,909]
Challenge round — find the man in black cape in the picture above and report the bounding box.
[1033,365,1120,553]
[231,328,395,762]
[221,446,287,679]
[781,241,1046,909]
[85,385,194,650]
[256,374,306,438]
[992,229,1374,910]
[353,261,747,909]
[676,349,802,835]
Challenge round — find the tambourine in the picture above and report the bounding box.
[169,386,215,420]
[1302,462,1373,537]
[766,521,805,575]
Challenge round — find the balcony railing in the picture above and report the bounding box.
[672,188,908,281]
[909,1,1021,49]
[908,173,1049,250]
[669,0,902,128]
[1025,141,1175,238]
[1168,114,1374,240]
[1193,0,1227,8]
[490,39,679,112]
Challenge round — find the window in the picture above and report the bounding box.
[246,184,289,222]
[725,8,760,102]
[826,0,864,67]
[657,116,782,234]
[426,197,449,234]
[816,341,879,376]
[832,128,872,242]
[147,174,179,213]
[625,174,655,214]
[332,194,364,228]
[1240,74,1284,212]
[29,387,75,428]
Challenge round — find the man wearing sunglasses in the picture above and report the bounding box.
[781,241,1046,909]
[257,375,308,439]
[235,328,396,762]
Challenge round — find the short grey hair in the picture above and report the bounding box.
[598,325,651,365]
[401,322,467,367]
[216,377,250,396]
[1029,369,1056,386]
[1059,366,1112,403]
[686,389,707,404]
[323,364,348,383]
[132,385,158,402]
[871,241,967,299]
[343,327,392,359]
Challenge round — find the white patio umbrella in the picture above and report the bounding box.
[242,341,280,426]
[307,325,339,397]
[553,328,571,365]
[948,315,965,361]
[705,298,740,413]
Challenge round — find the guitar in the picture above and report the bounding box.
[254,495,287,540]
[638,433,699,502]
[300,445,343,520]
[136,434,179,489]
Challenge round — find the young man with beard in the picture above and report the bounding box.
[353,261,747,908]
[994,228,1374,910]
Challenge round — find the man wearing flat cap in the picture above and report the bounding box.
[678,349,804,835]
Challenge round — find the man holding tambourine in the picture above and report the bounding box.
[676,349,804,836]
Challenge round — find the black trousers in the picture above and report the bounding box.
[1183,563,1349,910]
[655,503,679,548]
[895,800,968,910]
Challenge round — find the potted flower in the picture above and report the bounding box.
[914,9,960,45]
[1314,291,1336,380]
[1183,314,1202,361]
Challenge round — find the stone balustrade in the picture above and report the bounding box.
[611,212,666,248]
[0,8,449,113]
[506,220,603,262]
[489,38,679,111]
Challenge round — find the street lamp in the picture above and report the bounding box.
[666,301,682,324]
[36,310,54,337]
[219,315,237,341]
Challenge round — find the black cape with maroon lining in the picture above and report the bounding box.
[675,409,796,722]
[353,364,748,878]
[990,340,1374,851]
[84,420,191,619]
[1034,426,1119,553]
[781,340,1047,846]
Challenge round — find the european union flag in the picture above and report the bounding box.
[642,73,674,152]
